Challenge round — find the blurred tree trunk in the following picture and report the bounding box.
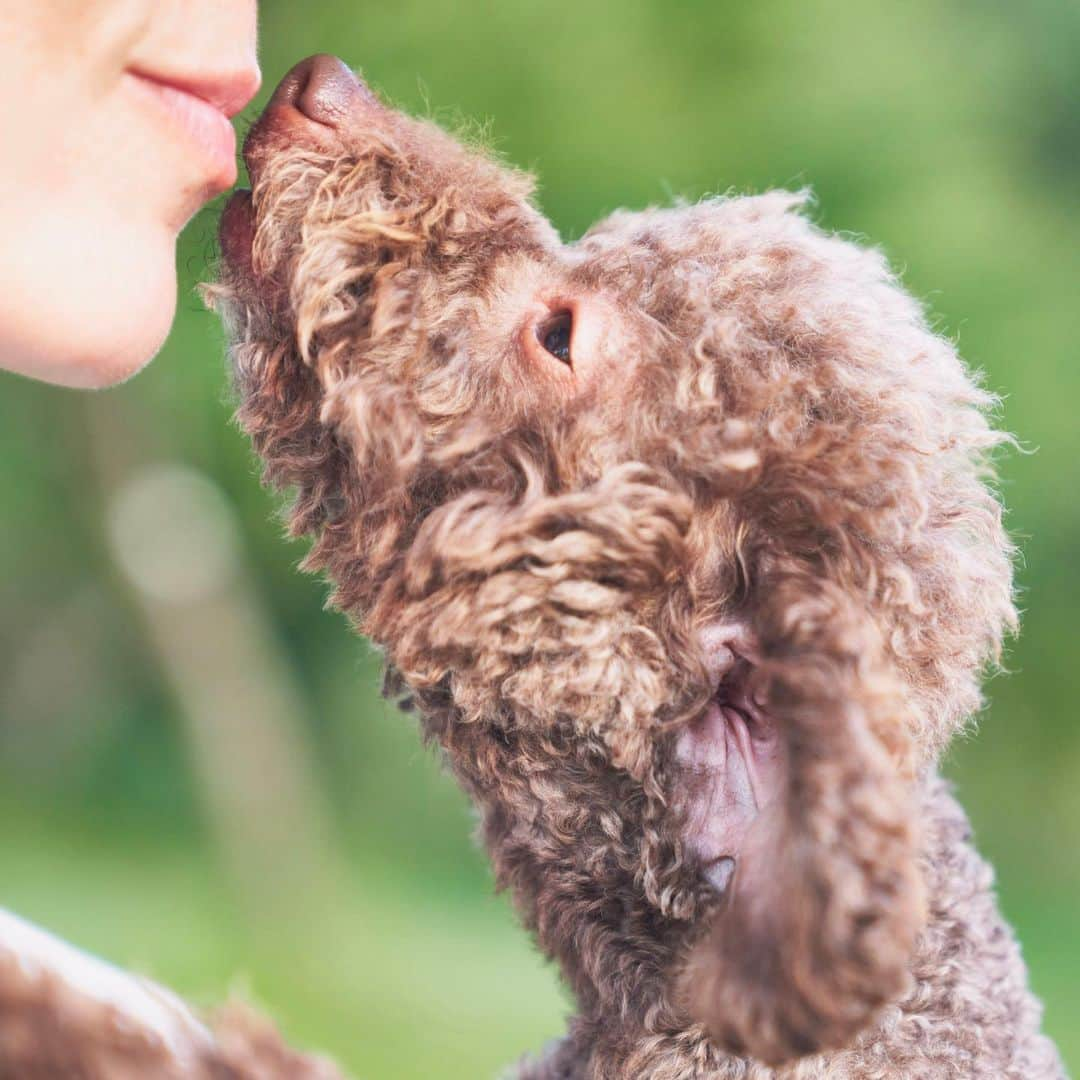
[87,393,349,941]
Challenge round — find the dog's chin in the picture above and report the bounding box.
[219,188,256,278]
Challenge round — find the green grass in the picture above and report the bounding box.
[0,800,567,1078]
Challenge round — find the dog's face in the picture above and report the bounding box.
[211,56,1015,1067]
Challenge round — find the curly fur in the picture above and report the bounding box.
[208,66,1064,1079]
[0,951,345,1079]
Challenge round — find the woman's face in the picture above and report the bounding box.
[0,1,259,387]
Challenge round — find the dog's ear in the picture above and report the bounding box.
[676,574,924,1065]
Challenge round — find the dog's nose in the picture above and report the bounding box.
[243,54,379,174]
[267,54,372,130]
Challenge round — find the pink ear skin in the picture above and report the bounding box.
[676,580,925,1066]
[675,623,786,894]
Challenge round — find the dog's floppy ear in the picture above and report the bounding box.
[677,573,924,1065]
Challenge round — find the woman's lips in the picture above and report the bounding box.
[125,70,241,195]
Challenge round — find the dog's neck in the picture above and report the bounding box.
[512,776,1063,1080]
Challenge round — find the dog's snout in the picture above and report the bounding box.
[269,54,371,129]
[243,54,379,177]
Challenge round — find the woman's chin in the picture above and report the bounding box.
[62,324,174,389]
[1,224,179,389]
[74,290,178,389]
[58,291,177,389]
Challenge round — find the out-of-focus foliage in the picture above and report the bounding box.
[1,1,1078,1075]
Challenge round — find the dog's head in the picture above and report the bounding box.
[210,56,1015,1066]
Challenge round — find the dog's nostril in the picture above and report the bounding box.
[268,53,371,130]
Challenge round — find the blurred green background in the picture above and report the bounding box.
[2,1,1078,1075]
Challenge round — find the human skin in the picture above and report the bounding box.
[0,0,260,388]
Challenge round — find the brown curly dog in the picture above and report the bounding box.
[210,54,1065,1079]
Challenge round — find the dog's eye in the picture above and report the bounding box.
[537,311,573,366]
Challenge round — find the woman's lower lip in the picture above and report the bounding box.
[125,72,238,194]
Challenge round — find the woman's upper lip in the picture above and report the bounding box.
[128,63,261,119]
